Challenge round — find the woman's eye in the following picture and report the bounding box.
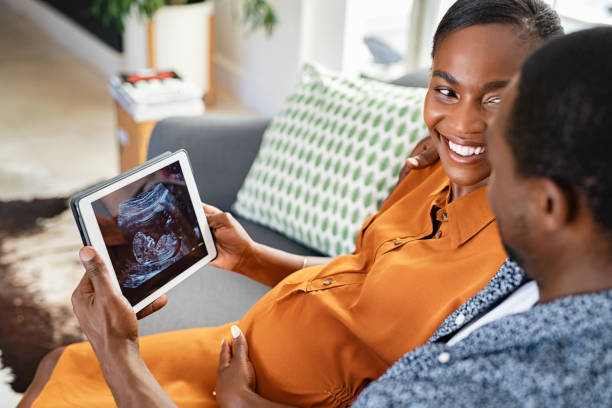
[486,96,502,105]
[437,88,456,98]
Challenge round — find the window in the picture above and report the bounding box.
[349,0,612,81]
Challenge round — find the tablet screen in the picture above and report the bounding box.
[91,161,207,306]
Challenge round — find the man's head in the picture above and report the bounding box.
[487,27,612,286]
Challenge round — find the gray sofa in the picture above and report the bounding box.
[138,70,429,336]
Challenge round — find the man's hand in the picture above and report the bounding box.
[397,136,439,185]
[72,247,177,408]
[72,247,140,354]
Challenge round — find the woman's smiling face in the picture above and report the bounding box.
[424,23,536,195]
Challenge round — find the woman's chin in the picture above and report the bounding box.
[440,159,490,193]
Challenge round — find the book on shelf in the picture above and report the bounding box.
[109,69,204,122]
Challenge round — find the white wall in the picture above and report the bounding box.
[214,0,359,116]
[214,0,304,117]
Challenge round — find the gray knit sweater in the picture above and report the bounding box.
[353,259,612,407]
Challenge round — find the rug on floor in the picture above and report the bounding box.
[0,197,85,393]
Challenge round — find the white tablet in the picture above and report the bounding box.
[70,150,217,313]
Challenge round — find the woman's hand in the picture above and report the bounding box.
[397,136,439,185]
[215,325,294,408]
[203,204,255,272]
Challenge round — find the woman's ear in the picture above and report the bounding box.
[528,178,572,233]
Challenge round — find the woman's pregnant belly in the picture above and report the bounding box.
[238,278,383,407]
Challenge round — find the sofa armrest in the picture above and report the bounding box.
[148,115,272,211]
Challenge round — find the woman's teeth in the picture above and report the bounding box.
[448,139,485,157]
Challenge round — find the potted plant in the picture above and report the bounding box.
[92,0,277,35]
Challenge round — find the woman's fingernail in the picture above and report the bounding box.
[230,325,242,339]
[221,338,226,346]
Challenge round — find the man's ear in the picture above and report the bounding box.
[527,178,572,232]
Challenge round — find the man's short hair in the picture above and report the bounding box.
[507,27,612,233]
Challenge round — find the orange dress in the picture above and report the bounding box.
[34,162,506,407]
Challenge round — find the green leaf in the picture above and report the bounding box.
[358,129,368,142]
[385,118,395,132]
[369,133,380,146]
[355,146,365,161]
[367,151,377,166]
[394,142,404,158]
[323,176,331,190]
[361,111,371,124]
[372,114,382,128]
[397,122,407,137]
[352,208,360,223]
[342,162,351,178]
[379,157,389,172]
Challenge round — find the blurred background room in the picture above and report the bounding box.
[1,0,611,405]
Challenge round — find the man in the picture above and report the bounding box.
[351,26,612,406]
[35,27,612,407]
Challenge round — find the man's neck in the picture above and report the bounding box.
[533,254,612,303]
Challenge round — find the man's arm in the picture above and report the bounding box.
[72,247,176,408]
[396,136,438,186]
[99,342,177,408]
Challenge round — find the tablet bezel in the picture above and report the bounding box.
[76,150,217,313]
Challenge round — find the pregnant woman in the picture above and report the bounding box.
[22,1,563,407]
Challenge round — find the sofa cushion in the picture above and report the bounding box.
[233,214,323,256]
[232,63,428,256]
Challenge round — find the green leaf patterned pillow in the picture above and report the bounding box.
[232,63,429,256]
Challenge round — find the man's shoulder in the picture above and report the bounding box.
[355,289,612,407]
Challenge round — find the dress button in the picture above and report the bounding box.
[455,313,466,326]
[441,212,448,221]
[434,231,442,239]
[438,352,451,364]
[394,239,402,245]
[323,278,333,286]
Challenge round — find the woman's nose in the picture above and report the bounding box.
[447,100,487,136]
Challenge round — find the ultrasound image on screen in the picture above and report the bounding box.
[92,161,207,306]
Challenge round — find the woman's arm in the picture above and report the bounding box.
[238,242,332,287]
[204,204,332,287]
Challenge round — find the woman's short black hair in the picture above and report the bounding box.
[507,27,612,235]
[432,0,564,57]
